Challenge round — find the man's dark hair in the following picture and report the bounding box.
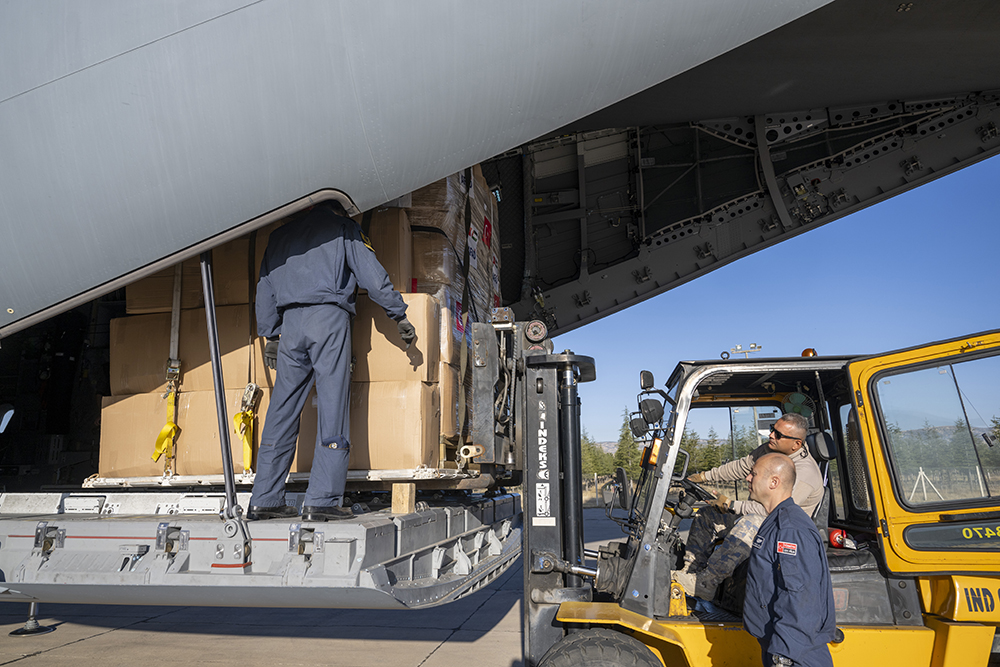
[318,199,349,217]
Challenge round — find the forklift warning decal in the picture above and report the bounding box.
[965,588,997,613]
[537,402,549,480]
[533,400,557,527]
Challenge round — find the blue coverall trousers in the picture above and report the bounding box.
[251,304,352,508]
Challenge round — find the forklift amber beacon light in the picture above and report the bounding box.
[801,348,818,357]
[641,437,662,469]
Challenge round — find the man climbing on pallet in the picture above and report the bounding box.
[249,200,416,521]
[672,412,824,599]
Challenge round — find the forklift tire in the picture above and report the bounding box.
[538,628,662,667]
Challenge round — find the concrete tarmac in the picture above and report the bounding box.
[0,509,633,667]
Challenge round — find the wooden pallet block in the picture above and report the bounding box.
[392,482,416,514]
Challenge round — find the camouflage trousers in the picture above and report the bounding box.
[685,507,765,592]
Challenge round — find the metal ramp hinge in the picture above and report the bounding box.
[32,522,64,554]
[155,522,189,553]
[288,523,324,555]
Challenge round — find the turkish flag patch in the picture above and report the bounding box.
[777,541,798,556]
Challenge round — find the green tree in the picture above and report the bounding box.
[733,424,760,459]
[679,427,701,474]
[613,408,642,479]
[992,416,1000,443]
[918,419,947,471]
[949,417,979,466]
[698,426,724,470]
[581,428,614,476]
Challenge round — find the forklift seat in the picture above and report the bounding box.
[807,431,836,464]
[806,431,836,531]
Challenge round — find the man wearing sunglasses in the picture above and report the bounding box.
[672,412,824,602]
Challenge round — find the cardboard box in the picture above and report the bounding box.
[352,293,440,382]
[355,208,412,293]
[348,381,439,469]
[99,390,247,477]
[99,378,441,478]
[99,388,317,478]
[409,172,466,210]
[109,305,269,395]
[258,383,437,472]
[412,230,457,286]
[438,287,473,368]
[125,220,284,314]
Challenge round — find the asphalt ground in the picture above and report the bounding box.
[0,508,635,667]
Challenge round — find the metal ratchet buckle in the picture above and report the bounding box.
[241,383,260,412]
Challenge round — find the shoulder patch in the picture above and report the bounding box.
[776,541,797,556]
[360,229,375,252]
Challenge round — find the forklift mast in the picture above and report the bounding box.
[519,352,596,666]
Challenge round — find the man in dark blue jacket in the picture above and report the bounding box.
[249,200,415,521]
[744,452,836,666]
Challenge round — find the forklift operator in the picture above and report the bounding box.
[744,452,836,667]
[249,200,416,522]
[672,413,823,599]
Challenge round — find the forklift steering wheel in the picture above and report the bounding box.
[679,479,717,503]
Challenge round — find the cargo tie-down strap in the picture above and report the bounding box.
[232,405,256,472]
[233,410,253,472]
[153,264,184,467]
[152,392,178,462]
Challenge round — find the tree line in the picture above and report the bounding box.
[581,409,763,479]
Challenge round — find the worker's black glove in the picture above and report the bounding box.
[397,318,416,349]
[264,338,279,370]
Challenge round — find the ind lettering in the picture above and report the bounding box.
[538,437,547,445]
[970,588,985,613]
[966,588,974,611]
[984,588,995,613]
[538,429,547,438]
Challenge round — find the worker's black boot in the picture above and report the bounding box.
[302,505,354,522]
[248,505,299,520]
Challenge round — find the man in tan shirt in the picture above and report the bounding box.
[672,412,824,600]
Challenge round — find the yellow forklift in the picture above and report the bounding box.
[523,330,1000,666]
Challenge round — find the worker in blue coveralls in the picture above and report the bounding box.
[249,200,415,522]
[744,452,836,667]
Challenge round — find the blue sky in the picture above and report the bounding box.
[554,154,1000,443]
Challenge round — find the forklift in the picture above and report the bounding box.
[520,331,1000,666]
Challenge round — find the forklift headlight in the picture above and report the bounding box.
[639,398,664,425]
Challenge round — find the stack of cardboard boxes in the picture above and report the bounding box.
[98,166,500,485]
[409,166,501,452]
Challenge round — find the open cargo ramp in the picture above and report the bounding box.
[0,492,520,609]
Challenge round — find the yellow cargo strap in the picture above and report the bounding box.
[152,390,178,462]
[233,408,255,472]
[153,263,184,468]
